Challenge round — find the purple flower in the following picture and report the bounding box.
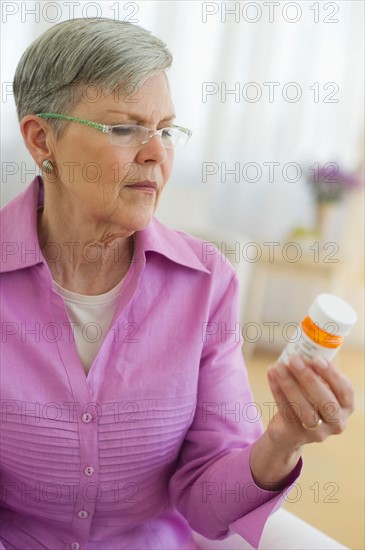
[307,163,361,203]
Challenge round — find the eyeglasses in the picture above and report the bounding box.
[36,113,192,149]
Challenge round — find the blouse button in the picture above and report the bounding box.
[84,466,94,476]
[71,543,80,550]
[77,510,89,519]
[82,412,92,423]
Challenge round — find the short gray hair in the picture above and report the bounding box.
[13,17,173,138]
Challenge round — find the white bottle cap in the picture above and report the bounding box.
[308,294,357,336]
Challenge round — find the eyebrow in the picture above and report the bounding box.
[105,110,176,123]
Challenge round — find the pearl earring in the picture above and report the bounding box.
[42,160,54,173]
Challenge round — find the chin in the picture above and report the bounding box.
[122,211,154,232]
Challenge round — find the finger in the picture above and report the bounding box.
[268,367,287,403]
[284,355,341,426]
[287,354,354,411]
[268,369,329,445]
[307,356,355,412]
[271,361,325,427]
[267,368,303,425]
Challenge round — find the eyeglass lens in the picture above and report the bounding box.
[110,126,187,148]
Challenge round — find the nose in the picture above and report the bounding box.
[136,131,168,164]
[141,129,163,145]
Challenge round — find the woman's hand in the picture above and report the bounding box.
[266,354,356,453]
[249,353,355,490]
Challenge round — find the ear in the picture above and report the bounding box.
[20,115,55,168]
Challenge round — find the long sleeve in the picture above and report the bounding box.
[168,272,303,549]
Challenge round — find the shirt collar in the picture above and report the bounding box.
[0,176,210,275]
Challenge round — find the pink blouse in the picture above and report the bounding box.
[0,176,302,550]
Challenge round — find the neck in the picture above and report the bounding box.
[37,205,135,295]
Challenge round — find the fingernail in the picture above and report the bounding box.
[276,363,288,377]
[313,356,328,369]
[290,355,306,370]
[267,362,278,371]
[267,369,275,380]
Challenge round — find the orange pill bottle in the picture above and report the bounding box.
[278,293,357,366]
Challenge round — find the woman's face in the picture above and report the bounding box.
[47,72,175,233]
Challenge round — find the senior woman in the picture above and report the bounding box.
[0,17,355,550]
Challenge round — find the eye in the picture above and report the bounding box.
[112,126,135,136]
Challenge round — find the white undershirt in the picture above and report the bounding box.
[38,206,132,374]
[52,276,125,375]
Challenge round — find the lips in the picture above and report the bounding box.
[125,181,158,190]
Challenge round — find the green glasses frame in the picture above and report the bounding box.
[36,113,192,149]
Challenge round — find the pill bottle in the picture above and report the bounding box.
[278,293,357,366]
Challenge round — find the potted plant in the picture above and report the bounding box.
[307,162,360,239]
